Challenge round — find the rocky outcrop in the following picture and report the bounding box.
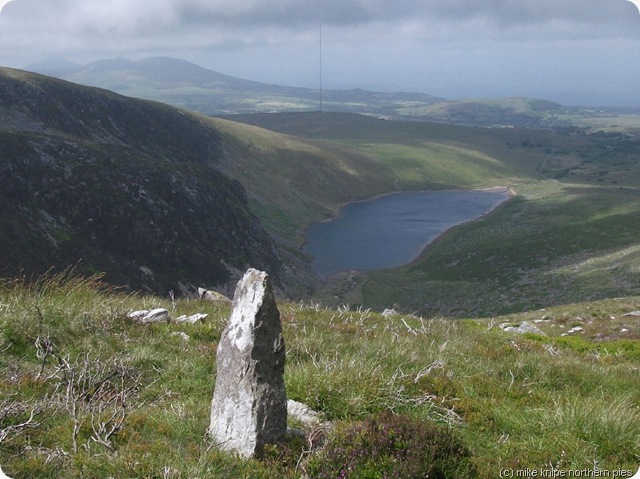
[208,269,287,457]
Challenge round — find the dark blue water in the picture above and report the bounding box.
[304,190,510,275]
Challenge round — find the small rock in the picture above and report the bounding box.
[620,328,629,333]
[502,321,546,336]
[568,326,584,334]
[128,310,149,320]
[622,311,640,317]
[171,332,191,341]
[382,308,398,318]
[287,399,323,427]
[174,313,208,324]
[198,288,232,303]
[143,308,170,323]
[127,308,170,324]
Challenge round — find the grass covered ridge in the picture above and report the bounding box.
[0,273,638,478]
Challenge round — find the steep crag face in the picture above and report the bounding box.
[0,68,281,294]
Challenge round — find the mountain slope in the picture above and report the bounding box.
[0,67,281,294]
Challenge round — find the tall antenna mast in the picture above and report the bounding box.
[319,20,323,112]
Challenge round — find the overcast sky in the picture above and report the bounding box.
[1,0,640,106]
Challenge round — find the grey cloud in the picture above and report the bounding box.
[1,0,639,107]
[179,0,371,27]
[3,0,639,33]
[176,0,640,32]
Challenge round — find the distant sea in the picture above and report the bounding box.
[303,189,510,275]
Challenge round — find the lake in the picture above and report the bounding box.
[303,189,511,275]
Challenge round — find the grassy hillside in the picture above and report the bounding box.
[2,68,444,299]
[0,273,637,478]
[227,112,640,316]
[0,68,284,296]
[1,68,413,299]
[205,117,396,243]
[396,97,640,130]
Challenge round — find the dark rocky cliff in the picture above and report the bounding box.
[0,68,281,294]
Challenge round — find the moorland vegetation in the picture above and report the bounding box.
[0,273,637,478]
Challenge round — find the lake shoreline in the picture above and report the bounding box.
[400,186,516,271]
[310,186,515,226]
[301,186,517,278]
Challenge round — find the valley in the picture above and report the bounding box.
[0,61,639,479]
[227,112,640,316]
[1,64,640,318]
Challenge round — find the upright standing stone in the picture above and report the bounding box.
[208,268,287,457]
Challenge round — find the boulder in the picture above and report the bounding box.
[208,269,287,457]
